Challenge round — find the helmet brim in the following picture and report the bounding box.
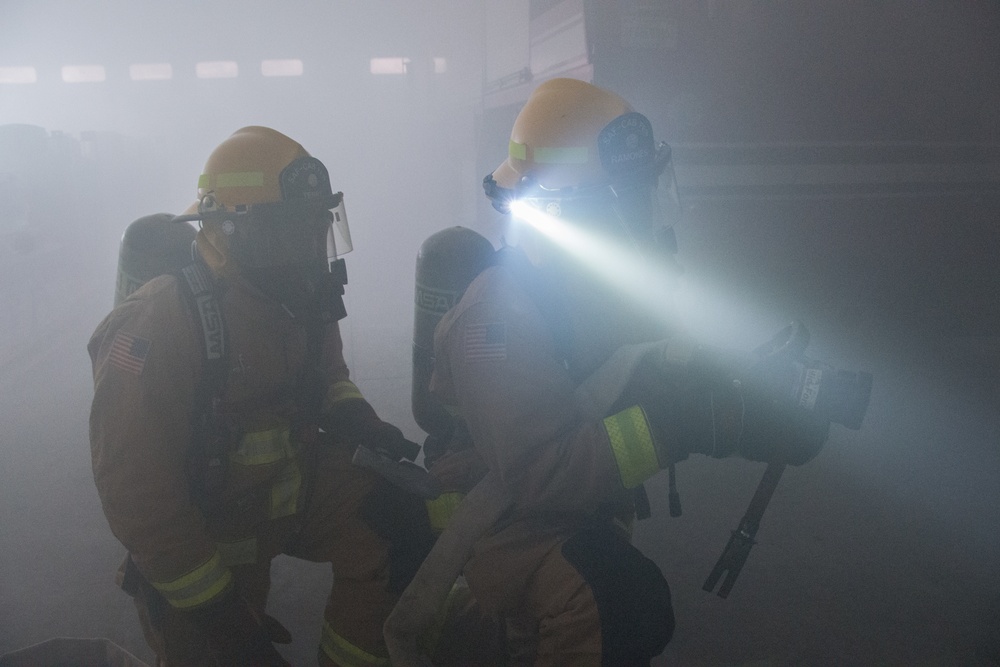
[490,158,521,191]
[171,200,202,223]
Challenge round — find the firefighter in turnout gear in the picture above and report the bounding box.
[89,126,433,667]
[417,79,831,665]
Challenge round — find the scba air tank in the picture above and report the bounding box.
[411,226,495,438]
[114,213,196,306]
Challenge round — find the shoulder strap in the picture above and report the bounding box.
[177,259,229,407]
[175,260,230,501]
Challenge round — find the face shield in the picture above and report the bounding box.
[176,191,352,270]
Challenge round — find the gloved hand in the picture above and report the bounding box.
[636,373,744,464]
[638,371,829,467]
[736,380,830,465]
[323,398,420,461]
[185,591,290,667]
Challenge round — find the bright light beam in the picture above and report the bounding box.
[509,199,778,346]
[509,200,679,326]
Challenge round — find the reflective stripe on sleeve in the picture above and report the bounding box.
[327,380,365,406]
[425,492,465,533]
[320,621,389,667]
[603,405,660,489]
[151,551,232,610]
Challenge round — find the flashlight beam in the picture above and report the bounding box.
[510,200,680,327]
[509,200,776,344]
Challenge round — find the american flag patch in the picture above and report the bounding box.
[465,322,506,362]
[109,331,152,375]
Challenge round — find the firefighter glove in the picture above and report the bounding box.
[638,378,745,464]
[323,399,420,461]
[735,381,830,465]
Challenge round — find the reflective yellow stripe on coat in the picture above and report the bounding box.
[326,379,365,408]
[603,405,660,489]
[151,551,232,610]
[320,622,388,667]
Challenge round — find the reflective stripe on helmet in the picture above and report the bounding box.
[151,551,232,610]
[509,139,590,165]
[198,170,265,191]
[534,146,589,164]
[508,139,527,160]
[603,405,659,489]
[320,621,389,667]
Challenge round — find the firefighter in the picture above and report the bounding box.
[421,78,830,665]
[89,126,432,667]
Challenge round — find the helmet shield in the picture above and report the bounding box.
[175,154,354,269]
[327,196,353,258]
[222,199,339,269]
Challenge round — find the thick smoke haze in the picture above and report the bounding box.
[2,1,999,665]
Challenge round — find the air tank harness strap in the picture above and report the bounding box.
[176,260,231,505]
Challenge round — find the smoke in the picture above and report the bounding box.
[1,0,487,433]
[2,2,998,665]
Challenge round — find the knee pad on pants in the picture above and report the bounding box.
[562,525,674,665]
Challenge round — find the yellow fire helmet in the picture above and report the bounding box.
[484,78,674,209]
[175,126,352,273]
[484,78,681,263]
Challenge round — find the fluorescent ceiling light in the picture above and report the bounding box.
[196,61,238,79]
[130,63,173,81]
[62,65,106,83]
[261,59,303,77]
[370,57,410,75]
[0,66,37,84]
[433,57,447,74]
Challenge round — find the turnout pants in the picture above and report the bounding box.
[461,518,674,667]
[129,444,402,667]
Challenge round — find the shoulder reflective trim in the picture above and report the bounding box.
[198,171,265,190]
[151,552,232,610]
[603,405,660,489]
[270,460,302,520]
[232,425,293,466]
[216,537,258,566]
[425,491,465,533]
[320,621,389,667]
[534,146,589,165]
[328,379,364,404]
[509,140,527,161]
